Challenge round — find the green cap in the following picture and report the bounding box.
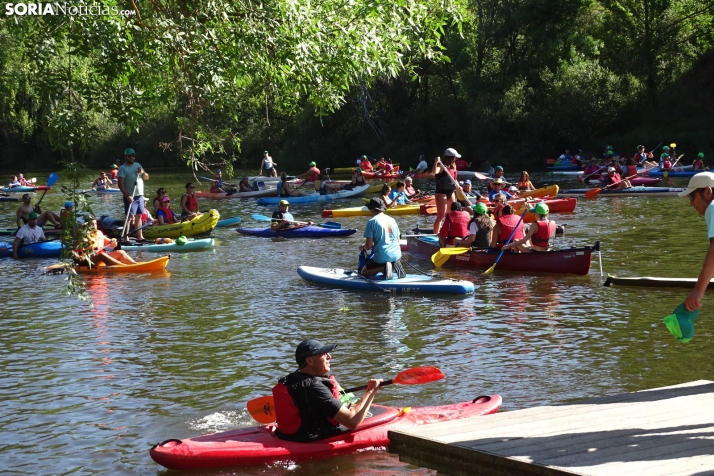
[27,212,38,219]
[529,202,549,215]
[495,166,503,171]
[124,148,135,155]
[279,199,290,206]
[637,145,644,149]
[663,146,670,150]
[699,152,704,158]
[309,161,316,166]
[472,202,488,215]
[264,150,269,154]
[607,145,613,150]
[111,164,118,168]
[362,155,367,159]
[176,236,188,246]
[663,303,700,343]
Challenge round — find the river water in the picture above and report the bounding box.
[1,169,712,475]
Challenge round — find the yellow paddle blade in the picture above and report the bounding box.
[439,247,471,255]
[246,396,276,424]
[431,251,450,267]
[482,263,496,274]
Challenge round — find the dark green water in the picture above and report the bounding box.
[1,169,712,475]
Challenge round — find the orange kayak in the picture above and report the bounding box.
[45,256,170,274]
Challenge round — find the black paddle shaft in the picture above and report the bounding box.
[345,379,394,393]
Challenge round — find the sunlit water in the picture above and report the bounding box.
[1,170,712,475]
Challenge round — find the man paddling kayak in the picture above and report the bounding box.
[271,200,312,231]
[680,173,714,311]
[273,340,382,442]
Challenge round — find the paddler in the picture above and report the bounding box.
[503,202,556,253]
[110,163,119,183]
[490,204,525,249]
[180,182,200,218]
[156,196,179,225]
[297,161,320,186]
[271,200,312,231]
[359,198,404,279]
[71,217,136,266]
[12,212,48,259]
[272,340,382,442]
[16,193,61,229]
[601,167,631,190]
[387,182,412,206]
[454,202,493,249]
[679,173,714,311]
[438,202,471,247]
[488,178,514,202]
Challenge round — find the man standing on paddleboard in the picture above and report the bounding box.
[680,173,714,311]
[118,148,149,243]
[272,340,382,442]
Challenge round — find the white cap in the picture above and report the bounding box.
[607,167,616,172]
[443,148,461,158]
[678,172,714,198]
[508,186,518,192]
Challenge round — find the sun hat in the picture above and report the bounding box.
[124,148,135,155]
[529,202,549,215]
[366,198,387,211]
[678,172,714,198]
[492,178,506,185]
[64,201,74,208]
[279,199,290,206]
[473,202,488,215]
[443,148,461,158]
[309,161,316,166]
[663,303,700,343]
[27,212,38,220]
[508,185,518,192]
[296,340,337,366]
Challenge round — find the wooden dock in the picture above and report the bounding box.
[389,380,714,476]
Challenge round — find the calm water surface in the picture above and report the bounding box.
[1,170,712,475]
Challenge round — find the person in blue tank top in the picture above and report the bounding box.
[359,198,404,279]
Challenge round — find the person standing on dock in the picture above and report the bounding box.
[680,173,714,311]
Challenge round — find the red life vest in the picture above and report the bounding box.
[439,211,470,244]
[183,193,198,211]
[626,165,637,177]
[159,208,176,224]
[531,219,556,248]
[497,215,524,248]
[663,160,672,170]
[308,167,321,182]
[272,374,341,435]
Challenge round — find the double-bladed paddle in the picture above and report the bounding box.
[245,366,445,424]
[251,213,341,229]
[584,166,657,199]
[199,175,238,187]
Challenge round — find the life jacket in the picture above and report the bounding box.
[531,219,556,248]
[183,192,198,211]
[626,164,638,177]
[361,161,372,171]
[273,373,341,437]
[497,214,524,248]
[308,168,320,182]
[663,159,672,170]
[468,217,492,248]
[158,208,176,224]
[634,152,647,163]
[440,211,470,243]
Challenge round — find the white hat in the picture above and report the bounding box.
[508,186,518,192]
[678,172,714,198]
[443,148,461,158]
[607,167,616,172]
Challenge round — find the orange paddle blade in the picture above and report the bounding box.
[392,366,445,385]
[246,396,276,424]
[584,187,602,199]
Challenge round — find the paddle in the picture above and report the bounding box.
[663,152,683,178]
[482,208,528,274]
[34,173,59,209]
[246,366,445,424]
[584,166,657,199]
[431,247,471,268]
[579,165,606,183]
[216,216,241,227]
[251,213,341,229]
[199,175,238,187]
[120,183,138,242]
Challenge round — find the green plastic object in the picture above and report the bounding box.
[176,236,188,246]
[663,303,700,343]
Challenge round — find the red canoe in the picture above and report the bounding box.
[150,395,502,470]
[407,236,597,275]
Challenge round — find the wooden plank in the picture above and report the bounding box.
[389,380,714,476]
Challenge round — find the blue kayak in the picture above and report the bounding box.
[256,184,369,205]
[546,164,583,171]
[559,186,685,196]
[297,266,475,295]
[646,169,700,177]
[237,226,356,238]
[0,240,62,258]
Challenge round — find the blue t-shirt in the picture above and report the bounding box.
[705,201,714,239]
[364,213,401,264]
[489,190,513,202]
[388,189,409,205]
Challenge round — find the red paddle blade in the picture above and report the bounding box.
[246,396,276,424]
[584,187,602,199]
[392,366,445,385]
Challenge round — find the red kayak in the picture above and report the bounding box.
[150,395,502,470]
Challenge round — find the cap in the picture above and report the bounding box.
[699,152,704,158]
[678,172,714,198]
[463,179,471,185]
[404,176,412,182]
[495,166,503,171]
[529,202,549,215]
[27,212,38,219]
[663,146,670,150]
[366,197,387,211]
[161,196,171,202]
[296,340,337,366]
[64,201,74,208]
[607,145,613,150]
[111,164,118,168]
[508,185,518,192]
[309,161,316,166]
[458,181,464,186]
[607,167,616,172]
[473,202,488,215]
[637,145,644,149]
[443,148,461,158]
[264,150,269,154]
[124,147,135,155]
[362,155,367,159]
[279,199,290,206]
[492,178,506,185]
[19,174,23,177]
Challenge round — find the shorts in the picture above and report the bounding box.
[364,258,388,270]
[263,167,275,174]
[435,189,455,196]
[123,195,145,216]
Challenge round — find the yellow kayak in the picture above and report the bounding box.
[518,185,559,199]
[45,256,170,274]
[323,204,425,218]
[143,210,220,239]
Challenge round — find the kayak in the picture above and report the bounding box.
[195,188,277,199]
[546,164,583,171]
[360,171,403,180]
[581,177,661,186]
[322,203,435,218]
[80,188,122,194]
[0,240,62,258]
[297,266,475,294]
[246,175,296,182]
[559,186,685,197]
[603,275,714,289]
[216,216,242,227]
[517,185,559,199]
[0,197,19,202]
[456,171,491,180]
[513,197,577,223]
[646,169,700,177]
[406,236,597,275]
[1,186,38,193]
[256,184,370,205]
[547,170,585,176]
[236,226,357,238]
[150,395,502,470]
[45,255,170,274]
[143,210,220,239]
[322,180,397,194]
[119,238,214,252]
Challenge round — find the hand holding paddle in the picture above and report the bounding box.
[482,208,528,274]
[246,366,445,424]
[584,166,657,199]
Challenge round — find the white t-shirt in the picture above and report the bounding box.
[16,224,46,244]
[262,157,275,170]
[415,160,428,172]
[705,201,714,239]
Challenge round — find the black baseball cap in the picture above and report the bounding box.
[296,340,337,366]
